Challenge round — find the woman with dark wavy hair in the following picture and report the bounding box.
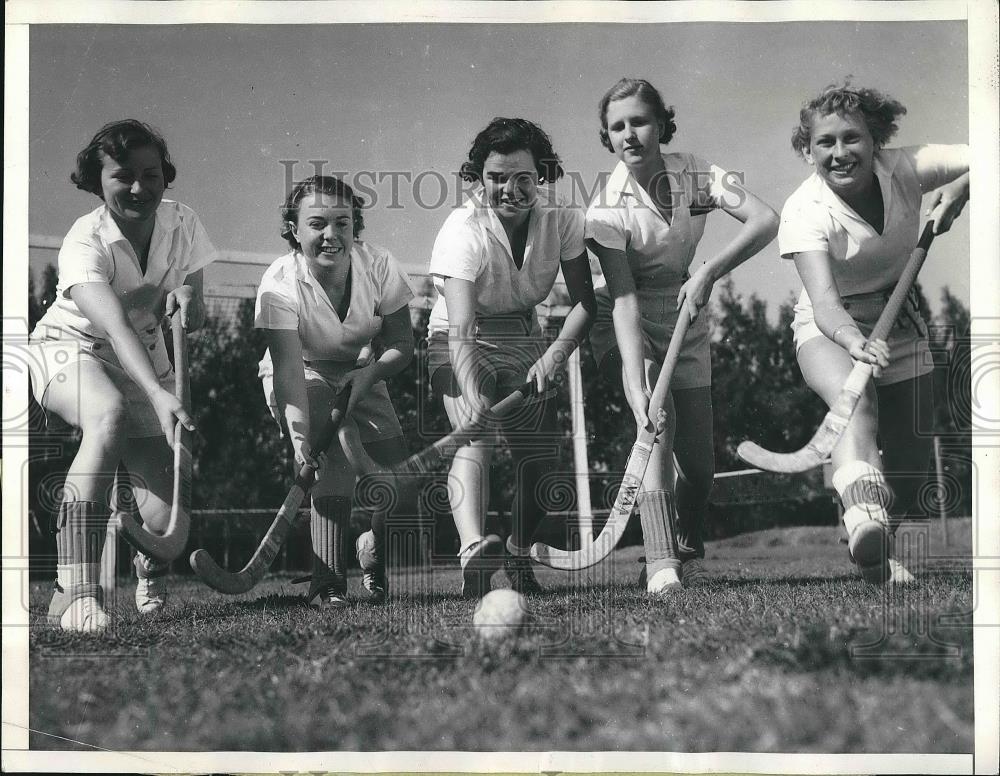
[426,117,596,598]
[780,82,969,584]
[255,174,415,606]
[30,119,217,631]
[587,78,779,593]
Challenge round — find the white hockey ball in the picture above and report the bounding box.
[473,589,528,640]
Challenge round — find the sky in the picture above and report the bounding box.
[26,19,970,317]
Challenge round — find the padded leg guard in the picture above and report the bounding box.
[832,461,891,585]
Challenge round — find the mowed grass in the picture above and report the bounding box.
[28,519,974,753]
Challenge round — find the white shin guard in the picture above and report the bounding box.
[832,461,891,583]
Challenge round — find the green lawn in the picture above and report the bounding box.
[28,519,974,752]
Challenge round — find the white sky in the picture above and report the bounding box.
[26,19,969,316]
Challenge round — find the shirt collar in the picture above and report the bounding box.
[95,200,182,244]
[807,151,896,224]
[465,185,539,262]
[293,243,357,290]
[604,157,679,209]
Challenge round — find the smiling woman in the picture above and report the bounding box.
[780,82,970,585]
[255,174,416,607]
[28,119,218,632]
[426,116,596,599]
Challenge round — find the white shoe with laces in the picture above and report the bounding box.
[134,553,168,614]
[647,566,683,594]
[60,596,108,633]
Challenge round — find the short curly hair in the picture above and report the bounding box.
[791,82,907,158]
[70,119,177,197]
[598,78,677,153]
[280,175,366,249]
[459,117,565,184]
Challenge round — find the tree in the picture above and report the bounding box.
[710,279,826,471]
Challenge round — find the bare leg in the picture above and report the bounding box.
[798,337,890,582]
[40,361,129,630]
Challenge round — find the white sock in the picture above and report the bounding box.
[832,461,891,537]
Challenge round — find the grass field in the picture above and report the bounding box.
[28,518,974,753]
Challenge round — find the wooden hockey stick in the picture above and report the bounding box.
[530,308,693,570]
[189,387,351,594]
[338,382,541,485]
[117,311,193,563]
[737,221,936,473]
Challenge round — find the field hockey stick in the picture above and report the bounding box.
[737,221,936,474]
[531,308,693,570]
[338,382,542,485]
[117,310,193,563]
[189,386,352,594]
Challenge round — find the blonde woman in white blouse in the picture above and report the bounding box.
[779,83,969,584]
[587,78,778,594]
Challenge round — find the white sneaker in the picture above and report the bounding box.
[310,586,351,608]
[647,566,683,594]
[60,596,108,633]
[681,558,710,587]
[134,553,168,614]
[888,557,917,586]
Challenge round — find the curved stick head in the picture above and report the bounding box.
[189,548,254,594]
[116,510,189,563]
[530,526,622,570]
[736,440,827,474]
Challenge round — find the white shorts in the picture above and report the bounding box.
[29,324,175,438]
[792,288,933,386]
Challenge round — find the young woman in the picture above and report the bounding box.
[587,78,779,592]
[780,83,968,584]
[30,119,217,631]
[256,175,414,606]
[427,117,596,598]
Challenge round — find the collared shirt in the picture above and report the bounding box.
[778,145,968,297]
[35,199,218,339]
[585,153,731,289]
[255,240,414,369]
[427,185,585,335]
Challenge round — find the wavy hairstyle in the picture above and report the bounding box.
[280,175,366,249]
[791,82,907,157]
[459,117,565,184]
[598,78,677,153]
[71,119,177,197]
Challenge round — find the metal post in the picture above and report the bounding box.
[934,435,950,547]
[568,348,593,545]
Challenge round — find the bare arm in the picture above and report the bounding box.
[266,329,314,467]
[678,186,779,320]
[342,306,414,415]
[527,251,596,391]
[165,269,206,331]
[792,250,889,373]
[71,281,194,443]
[443,276,489,423]
[925,172,970,234]
[587,238,650,430]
